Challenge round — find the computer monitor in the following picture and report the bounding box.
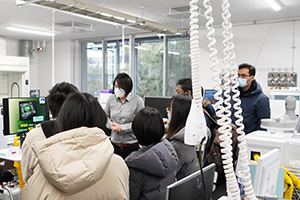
[165,163,216,200]
[144,96,172,118]
[2,97,49,136]
[254,148,280,198]
[204,89,218,104]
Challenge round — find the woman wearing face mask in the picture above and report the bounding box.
[165,93,198,180]
[105,73,144,159]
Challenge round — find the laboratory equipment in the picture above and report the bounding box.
[245,130,300,180]
[245,130,290,167]
[2,97,49,136]
[0,55,30,100]
[261,95,298,133]
[254,149,280,198]
[268,72,297,88]
[269,88,300,119]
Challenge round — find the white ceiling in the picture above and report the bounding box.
[1,0,300,42]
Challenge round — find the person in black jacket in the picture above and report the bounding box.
[125,107,179,200]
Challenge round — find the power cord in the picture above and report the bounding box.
[198,137,208,200]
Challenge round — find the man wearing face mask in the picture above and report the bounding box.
[232,63,270,134]
[175,78,216,129]
[105,73,144,159]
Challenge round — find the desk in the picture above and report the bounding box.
[0,148,21,162]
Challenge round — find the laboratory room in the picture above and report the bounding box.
[0,0,300,199]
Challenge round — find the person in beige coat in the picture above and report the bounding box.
[20,92,129,200]
[21,81,79,183]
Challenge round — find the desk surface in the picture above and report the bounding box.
[0,148,21,162]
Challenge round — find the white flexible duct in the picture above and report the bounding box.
[185,0,208,146]
[189,0,202,103]
[219,0,240,198]
[221,0,257,199]
[200,0,257,199]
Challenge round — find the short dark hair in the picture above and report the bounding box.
[239,63,256,76]
[132,107,165,146]
[56,92,107,132]
[47,82,79,118]
[113,73,133,96]
[177,78,192,96]
[166,93,192,139]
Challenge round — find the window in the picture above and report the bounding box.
[82,42,103,96]
[135,37,164,98]
[105,40,129,90]
[166,36,191,96]
[81,35,191,98]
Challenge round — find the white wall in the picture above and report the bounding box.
[3,39,77,96]
[35,40,77,96]
[198,21,300,96]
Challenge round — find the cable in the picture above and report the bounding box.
[52,9,55,87]
[198,137,208,200]
[2,183,14,200]
[254,23,274,66]
[291,20,296,72]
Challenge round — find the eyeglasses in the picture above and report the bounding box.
[238,74,251,78]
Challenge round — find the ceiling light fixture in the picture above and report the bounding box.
[114,16,125,21]
[100,12,113,18]
[263,0,283,11]
[6,26,55,36]
[126,19,136,24]
[30,0,186,35]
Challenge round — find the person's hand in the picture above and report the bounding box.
[111,122,122,132]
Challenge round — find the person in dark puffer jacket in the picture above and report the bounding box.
[231,63,270,134]
[125,107,179,200]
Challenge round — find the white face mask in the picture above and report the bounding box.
[167,113,172,122]
[237,78,249,88]
[115,87,125,98]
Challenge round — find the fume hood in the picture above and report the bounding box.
[0,55,30,101]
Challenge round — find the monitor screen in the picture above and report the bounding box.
[165,163,216,200]
[254,148,280,198]
[204,89,218,104]
[144,96,172,118]
[2,97,49,136]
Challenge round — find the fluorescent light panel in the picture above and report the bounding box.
[264,0,282,11]
[100,12,113,17]
[114,16,125,21]
[126,19,136,24]
[6,26,54,36]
